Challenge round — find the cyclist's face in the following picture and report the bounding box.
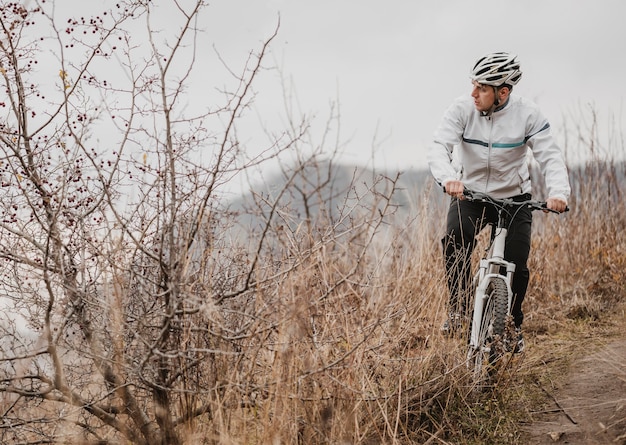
[471,81,496,112]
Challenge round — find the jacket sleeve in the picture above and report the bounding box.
[526,112,571,201]
[427,99,466,188]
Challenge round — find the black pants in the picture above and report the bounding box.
[442,194,533,328]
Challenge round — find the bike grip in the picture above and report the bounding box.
[540,202,570,213]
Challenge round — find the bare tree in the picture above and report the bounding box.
[0,1,405,444]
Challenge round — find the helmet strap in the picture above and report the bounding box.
[493,86,500,107]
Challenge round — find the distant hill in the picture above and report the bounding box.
[228,161,439,233]
[228,158,626,233]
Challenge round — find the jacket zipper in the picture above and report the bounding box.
[485,116,493,192]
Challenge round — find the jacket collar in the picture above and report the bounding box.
[494,97,510,113]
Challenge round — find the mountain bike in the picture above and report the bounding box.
[462,189,567,386]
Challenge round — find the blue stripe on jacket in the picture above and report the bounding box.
[462,122,550,149]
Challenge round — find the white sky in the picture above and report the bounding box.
[202,0,626,170]
[32,0,626,172]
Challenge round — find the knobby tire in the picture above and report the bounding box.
[470,277,508,386]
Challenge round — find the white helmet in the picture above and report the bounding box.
[470,52,522,87]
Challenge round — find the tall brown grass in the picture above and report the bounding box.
[181,157,626,444]
[12,157,616,444]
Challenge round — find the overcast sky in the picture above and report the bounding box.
[40,1,625,172]
[200,0,625,171]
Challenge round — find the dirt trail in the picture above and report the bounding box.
[522,337,626,444]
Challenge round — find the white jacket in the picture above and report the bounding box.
[428,94,571,201]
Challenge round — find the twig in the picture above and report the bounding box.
[422,427,453,445]
[535,381,578,425]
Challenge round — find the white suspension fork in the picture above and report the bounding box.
[468,228,516,349]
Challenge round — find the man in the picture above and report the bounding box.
[427,52,570,352]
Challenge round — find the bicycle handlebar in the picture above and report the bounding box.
[461,189,569,214]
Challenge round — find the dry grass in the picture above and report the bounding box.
[176,159,626,444]
[4,158,623,444]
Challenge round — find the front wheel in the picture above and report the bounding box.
[469,277,509,386]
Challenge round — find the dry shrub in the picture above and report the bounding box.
[525,158,626,334]
[200,160,626,445]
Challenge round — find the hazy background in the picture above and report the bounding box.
[204,0,625,171]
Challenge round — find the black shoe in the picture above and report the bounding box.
[504,327,525,353]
